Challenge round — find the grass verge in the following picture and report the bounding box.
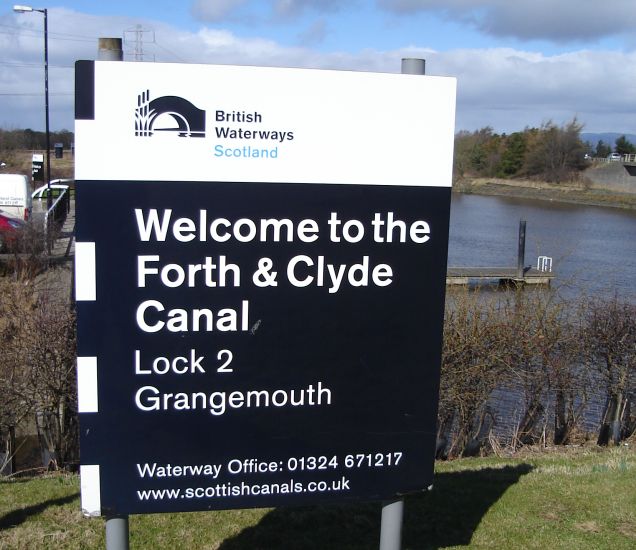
[1,447,635,549]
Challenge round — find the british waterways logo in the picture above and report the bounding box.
[135,90,206,138]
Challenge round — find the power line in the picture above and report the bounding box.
[0,22,84,33]
[0,23,98,41]
[0,92,73,96]
[0,29,96,43]
[0,61,73,69]
[153,41,187,63]
[2,23,191,62]
[2,23,191,64]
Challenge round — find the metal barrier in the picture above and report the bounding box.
[42,181,71,254]
[537,255,553,273]
[588,154,636,163]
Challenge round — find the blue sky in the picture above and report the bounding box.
[1,0,635,135]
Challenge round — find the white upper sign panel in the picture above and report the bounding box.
[75,62,456,186]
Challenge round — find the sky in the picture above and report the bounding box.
[1,0,635,135]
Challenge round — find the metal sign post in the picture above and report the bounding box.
[94,39,129,550]
[378,58,428,550]
[380,498,405,550]
[105,516,129,550]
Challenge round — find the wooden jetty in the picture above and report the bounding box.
[446,266,554,286]
[446,220,554,286]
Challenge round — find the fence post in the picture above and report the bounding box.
[45,211,51,255]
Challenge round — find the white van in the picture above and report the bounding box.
[0,174,32,221]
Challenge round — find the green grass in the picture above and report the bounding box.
[1,447,635,549]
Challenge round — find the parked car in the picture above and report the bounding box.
[608,153,622,161]
[0,212,25,251]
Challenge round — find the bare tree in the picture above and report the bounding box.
[439,289,508,457]
[0,278,78,471]
[498,291,548,446]
[27,292,77,467]
[439,287,596,456]
[0,281,38,472]
[523,118,587,183]
[499,290,589,446]
[583,296,636,445]
[548,300,589,445]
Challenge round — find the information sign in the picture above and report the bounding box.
[75,60,456,516]
[32,153,44,182]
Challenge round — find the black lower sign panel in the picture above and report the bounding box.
[76,180,450,515]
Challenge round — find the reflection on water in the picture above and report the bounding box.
[448,193,636,300]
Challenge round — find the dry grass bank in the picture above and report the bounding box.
[0,149,73,183]
[454,177,636,210]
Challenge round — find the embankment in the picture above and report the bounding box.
[455,165,636,210]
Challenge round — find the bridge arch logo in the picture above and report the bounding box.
[135,90,206,138]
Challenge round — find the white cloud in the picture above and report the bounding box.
[190,0,350,23]
[273,0,348,17]
[191,0,249,22]
[2,8,636,134]
[379,0,636,42]
[1,8,127,130]
[430,48,636,131]
[297,18,329,46]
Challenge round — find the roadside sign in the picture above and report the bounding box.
[75,60,456,516]
[32,153,44,182]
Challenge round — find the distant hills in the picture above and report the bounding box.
[581,132,636,147]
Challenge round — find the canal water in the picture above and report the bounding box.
[444,192,636,447]
[448,192,636,301]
